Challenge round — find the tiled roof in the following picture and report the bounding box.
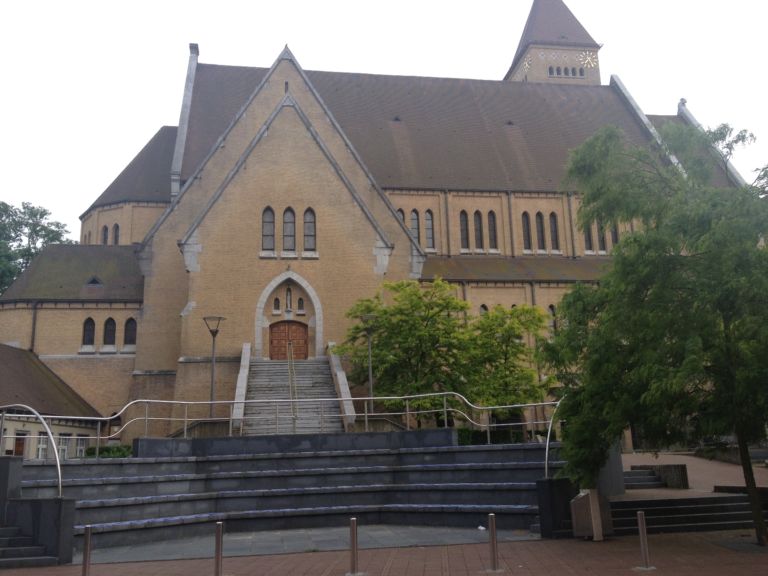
[421,255,610,283]
[82,126,177,217]
[0,344,100,417]
[508,0,600,76]
[180,65,650,192]
[0,245,143,302]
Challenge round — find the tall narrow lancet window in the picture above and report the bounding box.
[597,220,607,252]
[548,305,558,333]
[103,318,116,346]
[262,208,275,251]
[584,225,594,252]
[410,210,420,244]
[611,224,620,246]
[425,210,435,249]
[535,212,546,251]
[549,213,560,251]
[522,212,532,251]
[460,211,469,250]
[397,209,405,223]
[488,211,498,250]
[303,209,316,252]
[112,224,120,245]
[474,211,484,249]
[123,318,137,346]
[283,208,296,252]
[101,226,109,246]
[82,318,95,346]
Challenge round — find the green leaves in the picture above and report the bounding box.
[545,124,768,488]
[341,280,546,408]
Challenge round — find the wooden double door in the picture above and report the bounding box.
[269,321,308,360]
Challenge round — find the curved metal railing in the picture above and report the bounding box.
[0,403,62,497]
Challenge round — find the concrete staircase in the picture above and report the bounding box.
[0,526,57,569]
[243,358,343,435]
[623,468,666,489]
[20,432,561,549]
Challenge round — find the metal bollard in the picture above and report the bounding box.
[637,511,652,569]
[81,525,92,576]
[488,513,499,572]
[214,521,224,576]
[349,517,359,575]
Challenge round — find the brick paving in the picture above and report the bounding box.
[4,530,768,576]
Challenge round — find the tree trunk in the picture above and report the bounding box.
[736,429,767,546]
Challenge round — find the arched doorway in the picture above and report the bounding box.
[269,321,308,360]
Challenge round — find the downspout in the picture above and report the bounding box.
[443,190,451,256]
[30,301,39,353]
[507,191,516,256]
[566,192,577,259]
[528,282,537,306]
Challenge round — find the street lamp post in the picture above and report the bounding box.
[203,316,225,419]
[362,314,376,413]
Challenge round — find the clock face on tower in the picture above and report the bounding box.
[579,51,598,68]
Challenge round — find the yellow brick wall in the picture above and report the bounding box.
[32,306,140,355]
[80,203,166,246]
[0,306,34,348]
[507,46,601,86]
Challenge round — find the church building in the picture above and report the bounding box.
[0,0,739,437]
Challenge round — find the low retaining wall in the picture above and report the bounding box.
[133,428,458,458]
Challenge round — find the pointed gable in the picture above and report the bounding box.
[506,0,600,79]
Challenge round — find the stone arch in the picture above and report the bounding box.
[254,270,324,358]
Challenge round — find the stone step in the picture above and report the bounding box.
[0,556,59,569]
[0,545,47,559]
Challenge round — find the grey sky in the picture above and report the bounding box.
[1,0,764,239]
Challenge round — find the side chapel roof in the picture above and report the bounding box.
[0,343,101,417]
[0,245,143,302]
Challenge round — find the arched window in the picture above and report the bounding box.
[410,210,420,244]
[611,224,620,246]
[571,67,577,76]
[123,318,137,346]
[549,212,560,251]
[262,208,275,251]
[480,304,489,314]
[474,211,484,250]
[597,220,607,252]
[303,209,316,252]
[579,67,585,77]
[564,67,570,76]
[397,209,405,222]
[103,318,116,346]
[425,210,435,249]
[273,297,280,312]
[535,212,546,251]
[82,318,95,346]
[101,226,109,246]
[548,66,554,76]
[488,211,498,250]
[522,212,532,251]
[112,224,120,245]
[460,211,469,250]
[283,208,295,252]
[297,297,305,312]
[556,67,562,76]
[584,225,594,252]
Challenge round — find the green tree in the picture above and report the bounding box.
[341,280,547,413]
[542,124,768,544]
[464,305,545,406]
[0,201,71,293]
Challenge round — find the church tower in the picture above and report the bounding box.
[504,0,601,85]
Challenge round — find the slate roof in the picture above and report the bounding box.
[180,65,651,193]
[0,245,143,302]
[507,0,600,77]
[0,344,100,417]
[421,255,610,283]
[82,126,177,217]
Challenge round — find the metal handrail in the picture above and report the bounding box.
[287,341,297,420]
[544,396,564,479]
[0,403,62,497]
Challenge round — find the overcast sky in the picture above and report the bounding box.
[1,0,765,240]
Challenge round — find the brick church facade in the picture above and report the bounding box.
[0,0,740,433]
